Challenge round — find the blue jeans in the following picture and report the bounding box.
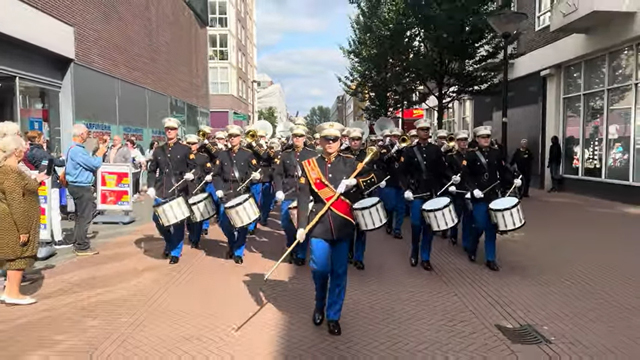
[281,199,309,260]
[349,229,366,262]
[310,237,350,321]
[202,183,219,230]
[219,203,249,257]
[449,197,474,250]
[380,186,405,233]
[152,198,185,257]
[470,202,497,261]
[409,198,434,261]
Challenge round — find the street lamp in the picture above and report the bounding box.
[487,9,528,154]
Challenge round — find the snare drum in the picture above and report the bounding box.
[353,197,387,231]
[421,197,458,231]
[153,196,191,227]
[224,194,260,228]
[489,197,525,232]
[188,193,216,223]
[288,197,314,228]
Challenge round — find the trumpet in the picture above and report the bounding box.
[245,129,258,143]
[197,129,209,141]
[398,135,411,148]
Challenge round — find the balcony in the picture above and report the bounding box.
[551,0,639,33]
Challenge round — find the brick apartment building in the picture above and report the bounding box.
[0,0,209,153]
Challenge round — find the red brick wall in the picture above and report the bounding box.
[23,0,209,108]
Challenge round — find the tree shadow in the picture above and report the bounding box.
[20,264,56,296]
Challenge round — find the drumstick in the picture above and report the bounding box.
[192,179,208,194]
[436,173,461,197]
[168,170,195,193]
[505,175,522,197]
[364,176,390,196]
[482,181,501,194]
[236,169,261,193]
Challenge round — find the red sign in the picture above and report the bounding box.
[394,108,425,119]
[100,189,130,206]
[100,171,131,189]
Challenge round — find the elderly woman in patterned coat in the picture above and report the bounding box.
[0,133,50,306]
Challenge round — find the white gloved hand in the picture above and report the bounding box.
[378,180,387,189]
[336,178,357,194]
[203,139,209,144]
[146,188,156,199]
[275,190,285,202]
[340,142,349,150]
[183,172,195,181]
[216,190,224,198]
[465,192,471,199]
[251,171,261,181]
[260,140,266,147]
[514,179,522,188]
[205,174,213,182]
[473,189,484,199]
[296,228,307,243]
[404,190,414,201]
[392,144,399,152]
[448,186,456,194]
[217,143,225,150]
[451,175,461,184]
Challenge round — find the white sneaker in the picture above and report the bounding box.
[3,296,37,306]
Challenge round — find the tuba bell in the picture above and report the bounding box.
[245,129,258,143]
[197,129,208,141]
[398,135,411,148]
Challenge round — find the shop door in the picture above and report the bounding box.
[0,74,17,122]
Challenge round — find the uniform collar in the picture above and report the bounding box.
[294,145,302,153]
[322,151,338,163]
[230,145,240,153]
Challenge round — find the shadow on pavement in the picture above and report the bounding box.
[133,234,169,260]
[200,237,232,260]
[21,264,56,296]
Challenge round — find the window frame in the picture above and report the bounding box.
[209,33,229,61]
[209,66,231,94]
[535,0,553,31]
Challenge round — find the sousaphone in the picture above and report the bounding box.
[254,120,274,139]
[374,117,395,135]
[348,120,370,140]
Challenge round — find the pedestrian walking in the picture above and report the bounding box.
[548,135,562,192]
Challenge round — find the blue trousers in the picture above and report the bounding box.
[281,199,309,260]
[349,229,366,262]
[153,198,185,257]
[470,202,497,261]
[409,198,434,261]
[219,203,249,257]
[202,183,219,230]
[259,182,275,224]
[310,237,350,321]
[450,197,474,250]
[248,183,262,231]
[380,186,405,232]
[187,221,204,245]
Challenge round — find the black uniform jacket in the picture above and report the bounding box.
[296,152,379,241]
[462,146,513,203]
[273,146,317,201]
[341,147,387,188]
[147,141,197,199]
[212,146,259,201]
[379,143,403,188]
[446,150,469,193]
[510,147,534,174]
[400,141,448,197]
[187,152,214,195]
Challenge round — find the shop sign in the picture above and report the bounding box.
[80,121,113,139]
[29,117,43,131]
[121,126,145,142]
[394,108,425,119]
[32,172,51,241]
[96,164,133,211]
[233,112,248,121]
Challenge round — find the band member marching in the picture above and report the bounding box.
[400,120,452,271]
[197,126,223,235]
[146,117,197,265]
[295,122,379,336]
[185,134,214,249]
[379,128,405,239]
[462,126,521,271]
[273,125,317,266]
[445,130,473,249]
[213,125,260,264]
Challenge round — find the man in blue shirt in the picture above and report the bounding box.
[65,124,107,256]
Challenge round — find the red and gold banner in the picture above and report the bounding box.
[301,158,354,223]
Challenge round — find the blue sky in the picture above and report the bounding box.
[256,0,355,115]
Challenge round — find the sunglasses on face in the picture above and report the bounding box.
[417,128,429,131]
[292,134,306,138]
[477,135,490,139]
[164,127,178,131]
[350,138,362,141]
[322,136,340,143]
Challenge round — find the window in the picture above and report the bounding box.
[209,33,229,61]
[208,0,228,28]
[209,66,230,94]
[241,0,245,17]
[535,0,553,30]
[241,26,246,45]
[238,52,245,72]
[461,99,472,131]
[238,79,246,99]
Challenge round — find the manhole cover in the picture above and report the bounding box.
[495,324,552,345]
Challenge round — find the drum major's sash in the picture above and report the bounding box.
[301,158,355,224]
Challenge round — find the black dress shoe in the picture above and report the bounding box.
[421,260,433,271]
[313,309,324,326]
[353,261,365,270]
[440,231,448,239]
[202,229,208,236]
[327,320,342,336]
[233,256,244,264]
[486,260,500,271]
[450,237,457,246]
[169,256,180,264]
[227,250,233,259]
[287,254,294,264]
[293,258,306,266]
[468,254,476,262]
[249,229,256,236]
[393,232,403,239]
[410,257,418,267]
[348,251,354,261]
[163,251,170,259]
[190,242,200,249]
[385,224,392,234]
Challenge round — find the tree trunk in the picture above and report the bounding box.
[436,85,445,130]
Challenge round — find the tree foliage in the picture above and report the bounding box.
[258,106,278,129]
[305,106,332,131]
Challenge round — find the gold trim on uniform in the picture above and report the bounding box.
[357,173,376,189]
[251,159,257,165]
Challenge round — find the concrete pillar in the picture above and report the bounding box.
[59,64,74,152]
[543,67,562,191]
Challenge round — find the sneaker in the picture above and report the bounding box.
[74,248,99,256]
[53,240,74,249]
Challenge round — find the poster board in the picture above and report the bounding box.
[96,163,133,211]
[32,171,51,241]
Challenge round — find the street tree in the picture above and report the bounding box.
[258,106,278,130]
[305,106,331,131]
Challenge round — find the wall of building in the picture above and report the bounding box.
[515,0,572,56]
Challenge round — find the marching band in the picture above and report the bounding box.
[146,115,524,336]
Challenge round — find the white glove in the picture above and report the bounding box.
[451,175,461,184]
[465,192,471,199]
[296,228,307,243]
[275,190,285,202]
[404,190,414,201]
[259,140,266,148]
[146,188,156,199]
[448,186,456,194]
[378,180,387,189]
[514,179,522,188]
[340,142,349,150]
[203,139,209,144]
[216,190,224,198]
[336,178,357,194]
[473,189,484,199]
[251,171,261,181]
[183,172,195,181]
[392,144,399,152]
[205,174,213,182]
[217,143,225,150]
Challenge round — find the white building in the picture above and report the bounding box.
[255,73,287,125]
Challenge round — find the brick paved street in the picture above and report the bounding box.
[1,190,639,358]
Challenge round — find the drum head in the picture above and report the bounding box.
[188,193,210,204]
[354,197,380,210]
[226,194,250,208]
[423,197,450,211]
[489,196,520,210]
[288,200,298,209]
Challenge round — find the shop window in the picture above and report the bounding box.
[584,56,606,91]
[634,85,640,181]
[606,85,632,181]
[209,33,229,61]
[563,96,581,176]
[608,47,635,87]
[583,92,604,179]
[461,99,472,131]
[19,81,61,156]
[563,63,582,95]
[208,0,228,28]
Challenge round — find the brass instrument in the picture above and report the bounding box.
[245,129,258,143]
[447,134,455,149]
[398,135,411,148]
[197,129,209,141]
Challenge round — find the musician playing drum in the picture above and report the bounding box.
[462,126,521,271]
[295,122,379,336]
[400,119,452,271]
[146,117,198,265]
[185,134,214,249]
[198,126,222,235]
[273,125,317,266]
[212,125,260,264]
[445,130,473,249]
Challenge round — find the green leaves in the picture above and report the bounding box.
[305,106,332,131]
[258,107,278,129]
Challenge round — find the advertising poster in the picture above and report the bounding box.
[33,172,51,241]
[146,128,167,144]
[121,126,145,143]
[80,121,114,139]
[97,164,133,211]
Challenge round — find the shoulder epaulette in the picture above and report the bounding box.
[340,153,355,159]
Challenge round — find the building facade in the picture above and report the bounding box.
[207,0,257,130]
[330,95,346,125]
[1,0,209,153]
[255,73,287,126]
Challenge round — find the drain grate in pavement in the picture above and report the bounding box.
[495,324,552,345]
